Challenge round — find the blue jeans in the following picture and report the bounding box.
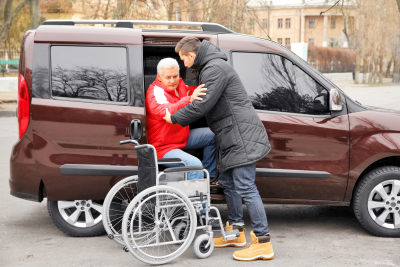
[163,127,216,180]
[219,163,269,236]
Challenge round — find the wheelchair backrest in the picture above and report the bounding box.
[135,145,158,193]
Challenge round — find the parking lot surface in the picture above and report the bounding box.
[1,83,400,267]
[337,80,400,111]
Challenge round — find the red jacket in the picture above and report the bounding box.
[146,79,196,158]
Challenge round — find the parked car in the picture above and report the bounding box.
[10,19,400,238]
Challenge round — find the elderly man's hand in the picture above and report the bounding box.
[163,108,172,124]
[190,84,207,103]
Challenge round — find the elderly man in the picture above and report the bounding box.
[145,57,216,182]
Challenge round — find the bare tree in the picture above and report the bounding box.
[52,65,128,102]
[321,0,399,83]
[394,31,400,82]
[28,0,44,29]
[0,0,29,50]
[393,0,400,82]
[341,0,400,84]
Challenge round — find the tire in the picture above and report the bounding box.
[47,199,105,237]
[193,234,214,259]
[174,221,188,241]
[102,176,138,245]
[353,166,400,237]
[122,185,196,265]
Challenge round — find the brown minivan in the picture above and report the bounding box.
[10,20,400,238]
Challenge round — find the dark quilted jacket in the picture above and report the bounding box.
[171,40,271,172]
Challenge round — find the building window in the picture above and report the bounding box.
[285,38,291,48]
[331,17,336,29]
[277,38,282,44]
[262,19,268,29]
[309,38,314,45]
[278,18,283,28]
[309,18,315,29]
[249,19,254,29]
[232,52,329,115]
[285,18,291,28]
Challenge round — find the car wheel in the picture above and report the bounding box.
[353,166,400,237]
[47,199,105,237]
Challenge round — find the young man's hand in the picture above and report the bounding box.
[163,108,172,124]
[190,84,207,103]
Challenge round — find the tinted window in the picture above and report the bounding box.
[51,46,128,103]
[232,52,329,115]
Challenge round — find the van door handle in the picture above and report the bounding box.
[133,121,138,138]
[130,119,143,143]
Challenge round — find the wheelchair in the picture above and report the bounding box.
[103,139,240,265]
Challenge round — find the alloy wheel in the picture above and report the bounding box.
[58,200,103,228]
[368,180,400,229]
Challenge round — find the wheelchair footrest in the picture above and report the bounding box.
[224,229,240,241]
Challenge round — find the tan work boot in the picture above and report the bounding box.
[233,231,274,261]
[213,222,246,248]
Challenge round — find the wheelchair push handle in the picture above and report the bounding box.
[119,139,139,146]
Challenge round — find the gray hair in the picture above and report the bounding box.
[157,58,180,76]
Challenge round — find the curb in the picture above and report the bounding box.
[0,103,17,117]
[0,110,16,117]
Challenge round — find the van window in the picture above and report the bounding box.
[51,46,128,103]
[232,52,329,115]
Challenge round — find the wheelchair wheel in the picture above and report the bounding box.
[193,234,214,259]
[102,176,138,246]
[122,185,196,265]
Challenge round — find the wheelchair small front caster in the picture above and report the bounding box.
[123,246,129,253]
[193,234,214,259]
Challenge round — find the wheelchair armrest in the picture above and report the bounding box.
[157,158,182,164]
[163,166,204,173]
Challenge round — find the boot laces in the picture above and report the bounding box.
[246,238,258,250]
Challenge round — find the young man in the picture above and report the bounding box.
[163,37,274,261]
[146,57,216,181]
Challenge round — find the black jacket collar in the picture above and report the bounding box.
[191,40,228,74]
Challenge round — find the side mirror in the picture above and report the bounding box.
[329,89,342,111]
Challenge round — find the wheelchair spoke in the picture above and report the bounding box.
[103,178,138,246]
[125,188,195,263]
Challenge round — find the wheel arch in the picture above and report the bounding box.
[349,156,400,204]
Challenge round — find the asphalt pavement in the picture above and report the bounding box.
[1,83,400,266]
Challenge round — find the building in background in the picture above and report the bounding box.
[249,0,355,49]
[40,0,356,50]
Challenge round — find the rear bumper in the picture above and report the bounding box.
[10,189,40,202]
[9,135,41,202]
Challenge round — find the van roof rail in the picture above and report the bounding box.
[42,20,235,34]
